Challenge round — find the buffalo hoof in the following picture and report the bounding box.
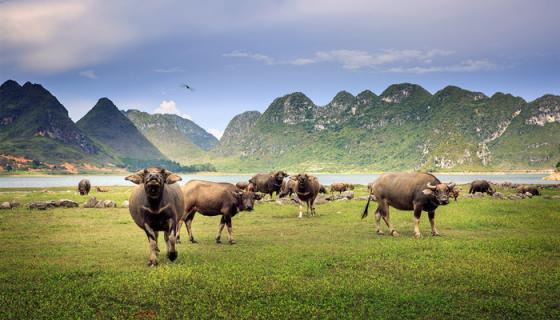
[391,230,400,237]
[376,230,385,235]
[229,240,236,245]
[167,251,178,261]
[155,247,160,253]
[147,260,158,267]
[414,233,422,239]
[176,238,182,244]
[190,238,198,244]
[216,238,222,244]
[432,232,441,237]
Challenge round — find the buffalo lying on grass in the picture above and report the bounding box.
[177,180,261,244]
[516,185,540,196]
[363,172,455,238]
[126,168,184,267]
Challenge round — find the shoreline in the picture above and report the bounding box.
[0,170,554,178]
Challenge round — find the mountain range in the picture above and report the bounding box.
[0,79,558,173]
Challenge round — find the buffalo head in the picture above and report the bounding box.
[231,190,262,212]
[422,182,456,205]
[125,167,182,199]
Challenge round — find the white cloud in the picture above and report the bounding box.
[154,100,192,120]
[386,60,499,74]
[222,48,502,73]
[207,128,223,139]
[79,69,97,79]
[222,50,275,65]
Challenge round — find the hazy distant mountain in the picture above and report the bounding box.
[0,80,112,164]
[77,98,166,161]
[215,83,560,172]
[216,110,261,155]
[125,109,217,164]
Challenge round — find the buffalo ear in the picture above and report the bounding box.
[230,190,243,200]
[422,189,433,195]
[162,170,182,184]
[125,170,145,184]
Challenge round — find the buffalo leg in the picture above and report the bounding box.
[164,218,178,261]
[310,198,316,216]
[380,201,398,236]
[375,206,384,235]
[144,223,159,267]
[216,216,226,244]
[298,203,303,218]
[224,214,235,244]
[185,211,198,243]
[413,204,422,238]
[428,211,440,236]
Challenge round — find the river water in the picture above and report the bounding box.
[0,173,555,188]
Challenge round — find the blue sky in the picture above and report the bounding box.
[1,0,559,138]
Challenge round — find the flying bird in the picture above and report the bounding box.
[181,83,194,91]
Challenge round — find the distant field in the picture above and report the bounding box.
[0,185,559,319]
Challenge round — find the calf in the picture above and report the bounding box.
[363,172,455,238]
[126,168,184,267]
[177,180,261,244]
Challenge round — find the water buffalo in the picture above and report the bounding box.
[78,179,91,195]
[450,186,461,201]
[516,185,540,196]
[330,182,354,194]
[287,173,320,218]
[278,176,298,198]
[126,168,184,267]
[96,186,110,192]
[177,180,261,244]
[363,172,455,238]
[249,171,288,198]
[319,184,328,194]
[469,180,494,195]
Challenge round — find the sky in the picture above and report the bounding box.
[1,0,559,139]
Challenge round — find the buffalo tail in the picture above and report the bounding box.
[362,194,371,219]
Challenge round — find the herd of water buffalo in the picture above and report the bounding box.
[76,168,545,266]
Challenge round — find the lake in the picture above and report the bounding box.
[0,173,555,188]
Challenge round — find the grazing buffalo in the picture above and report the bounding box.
[126,168,184,267]
[249,171,289,198]
[330,182,354,194]
[450,186,461,201]
[319,184,328,194]
[469,180,494,195]
[363,172,455,238]
[177,180,261,244]
[289,173,320,218]
[78,179,91,195]
[516,185,540,196]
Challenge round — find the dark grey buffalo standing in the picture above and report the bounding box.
[363,172,455,238]
[78,179,91,195]
[286,173,320,218]
[249,171,289,198]
[126,168,184,266]
[469,180,495,195]
[177,180,261,244]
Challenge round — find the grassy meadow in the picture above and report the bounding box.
[0,184,559,319]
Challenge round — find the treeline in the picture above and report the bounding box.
[120,158,216,173]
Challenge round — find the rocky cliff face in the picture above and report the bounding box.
[216,83,560,171]
[0,80,110,164]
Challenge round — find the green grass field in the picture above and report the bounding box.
[0,185,559,319]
